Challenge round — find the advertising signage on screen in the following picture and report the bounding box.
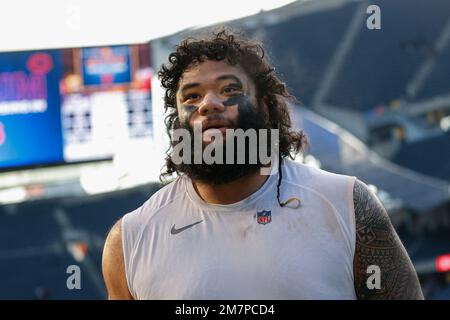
[0,50,65,168]
[0,43,153,171]
[81,46,132,86]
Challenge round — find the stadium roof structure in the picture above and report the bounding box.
[293,107,450,214]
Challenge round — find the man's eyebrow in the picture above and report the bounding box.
[216,74,243,86]
[180,82,200,94]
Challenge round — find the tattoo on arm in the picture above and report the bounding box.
[353,179,424,299]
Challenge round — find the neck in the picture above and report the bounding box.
[191,170,269,205]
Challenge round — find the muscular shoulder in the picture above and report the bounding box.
[353,179,389,230]
[352,179,424,299]
[102,219,133,299]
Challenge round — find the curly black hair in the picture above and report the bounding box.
[158,28,308,206]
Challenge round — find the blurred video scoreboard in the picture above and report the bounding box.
[0,44,153,170]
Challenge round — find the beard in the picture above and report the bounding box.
[170,101,275,185]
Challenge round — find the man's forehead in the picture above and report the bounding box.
[178,60,249,88]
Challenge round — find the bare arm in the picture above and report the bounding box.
[353,179,424,299]
[102,219,134,300]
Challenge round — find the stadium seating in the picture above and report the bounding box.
[0,183,160,299]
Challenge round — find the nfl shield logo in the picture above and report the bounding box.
[257,210,272,225]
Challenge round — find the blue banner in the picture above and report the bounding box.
[81,46,131,86]
[0,50,64,168]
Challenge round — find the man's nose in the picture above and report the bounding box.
[198,92,225,116]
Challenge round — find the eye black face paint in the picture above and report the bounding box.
[223,94,253,111]
[180,94,260,128]
[180,104,197,125]
[223,94,266,130]
[223,94,260,124]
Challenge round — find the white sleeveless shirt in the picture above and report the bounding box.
[121,159,357,299]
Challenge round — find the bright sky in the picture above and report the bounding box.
[0,0,296,52]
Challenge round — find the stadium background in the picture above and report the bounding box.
[0,0,449,299]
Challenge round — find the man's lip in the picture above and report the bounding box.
[201,121,234,132]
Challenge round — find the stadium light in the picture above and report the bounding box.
[440,116,450,132]
[436,254,450,273]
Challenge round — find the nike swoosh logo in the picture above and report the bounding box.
[170,220,204,235]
